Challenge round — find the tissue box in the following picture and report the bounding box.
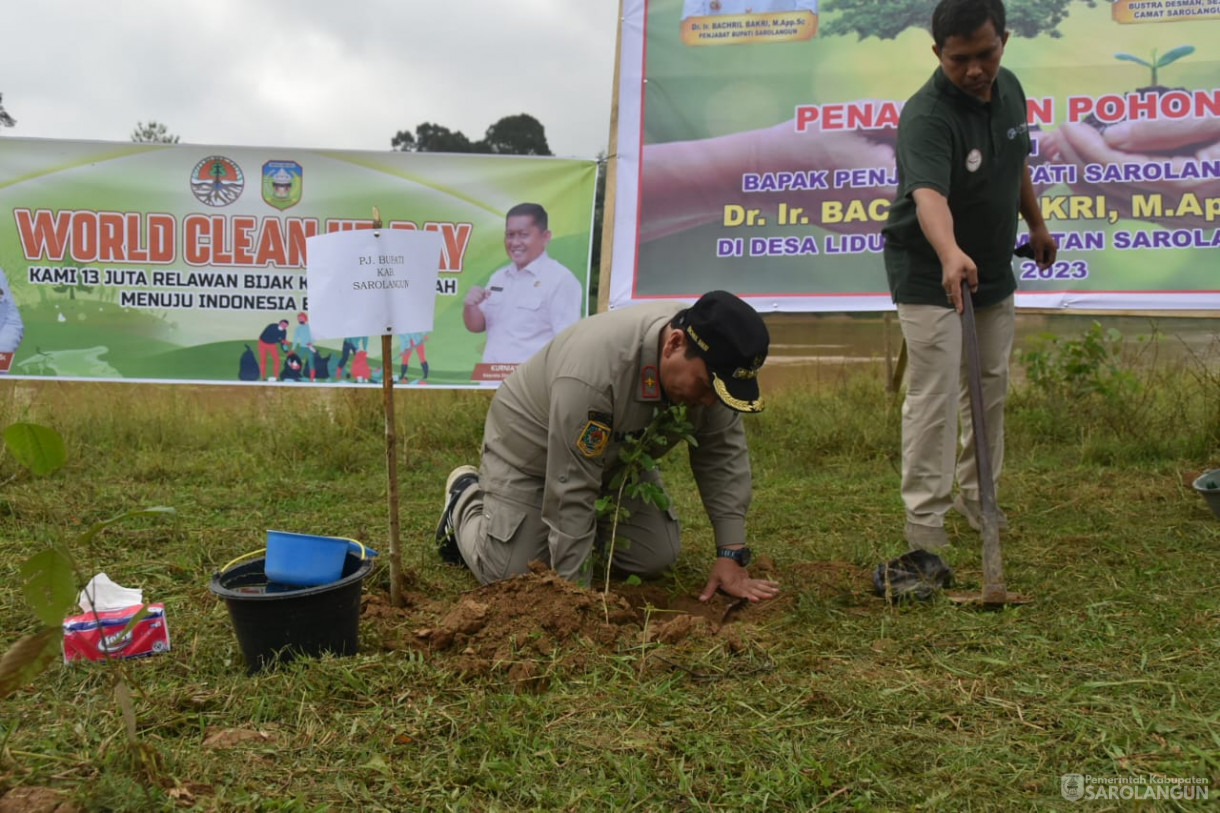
[62,603,170,663]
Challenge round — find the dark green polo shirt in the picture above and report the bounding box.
[882,65,1031,308]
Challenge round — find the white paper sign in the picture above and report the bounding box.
[305,229,444,339]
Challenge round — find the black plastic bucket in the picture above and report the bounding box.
[210,551,373,674]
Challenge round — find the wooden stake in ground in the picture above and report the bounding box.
[371,207,405,607]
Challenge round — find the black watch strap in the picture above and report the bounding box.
[716,546,752,566]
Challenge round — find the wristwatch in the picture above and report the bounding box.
[716,546,752,567]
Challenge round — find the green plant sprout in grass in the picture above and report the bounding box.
[1114,45,1194,87]
[1017,321,1136,403]
[0,421,174,787]
[593,405,696,609]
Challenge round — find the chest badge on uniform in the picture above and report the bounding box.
[966,148,982,172]
[641,365,659,399]
[576,419,611,458]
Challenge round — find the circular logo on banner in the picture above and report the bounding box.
[965,149,983,173]
[189,155,245,207]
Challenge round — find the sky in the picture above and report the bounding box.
[1,1,621,159]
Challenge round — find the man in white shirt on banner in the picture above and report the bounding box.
[463,203,583,365]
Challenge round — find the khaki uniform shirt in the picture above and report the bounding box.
[481,301,753,580]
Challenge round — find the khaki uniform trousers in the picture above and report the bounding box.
[452,450,682,586]
[897,295,1014,528]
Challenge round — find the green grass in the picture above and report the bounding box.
[1,338,1219,810]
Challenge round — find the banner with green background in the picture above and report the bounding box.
[0,139,596,384]
[608,0,1220,311]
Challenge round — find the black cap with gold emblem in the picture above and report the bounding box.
[676,290,769,413]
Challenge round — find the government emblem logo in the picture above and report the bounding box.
[262,160,302,210]
[1061,774,1084,802]
[576,420,611,458]
[189,155,245,207]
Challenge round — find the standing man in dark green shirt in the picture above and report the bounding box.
[882,0,1056,551]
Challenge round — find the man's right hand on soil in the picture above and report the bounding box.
[699,559,780,603]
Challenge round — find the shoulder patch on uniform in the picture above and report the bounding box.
[576,420,611,458]
[640,365,660,399]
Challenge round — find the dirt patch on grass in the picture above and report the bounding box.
[363,558,875,688]
[785,560,875,598]
[0,786,82,812]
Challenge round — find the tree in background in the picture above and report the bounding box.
[390,114,607,307]
[392,122,473,153]
[821,0,1094,40]
[481,114,551,156]
[131,121,179,144]
[0,94,15,131]
[391,114,551,156]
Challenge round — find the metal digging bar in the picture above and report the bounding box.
[952,276,1030,608]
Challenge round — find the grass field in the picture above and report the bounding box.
[1,322,1218,810]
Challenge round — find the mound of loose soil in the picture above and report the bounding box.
[363,559,874,689]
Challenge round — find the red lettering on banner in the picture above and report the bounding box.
[1027,97,1053,126]
[470,362,518,381]
[255,218,287,266]
[391,220,473,271]
[183,214,209,266]
[14,209,175,263]
[793,101,901,133]
[1067,89,1220,123]
[71,212,99,261]
[209,216,233,265]
[1067,96,1094,123]
[184,214,317,267]
[425,222,473,271]
[231,216,255,265]
[14,209,71,260]
[795,106,818,131]
[285,218,316,266]
[98,213,122,261]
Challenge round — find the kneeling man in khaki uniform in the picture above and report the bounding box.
[436,290,780,603]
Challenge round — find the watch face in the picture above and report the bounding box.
[738,547,752,567]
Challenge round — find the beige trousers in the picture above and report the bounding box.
[897,296,1014,528]
[452,450,682,585]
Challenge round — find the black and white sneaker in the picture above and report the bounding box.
[436,465,479,566]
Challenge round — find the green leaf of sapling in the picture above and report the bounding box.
[20,549,77,626]
[2,423,66,476]
[1156,45,1195,68]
